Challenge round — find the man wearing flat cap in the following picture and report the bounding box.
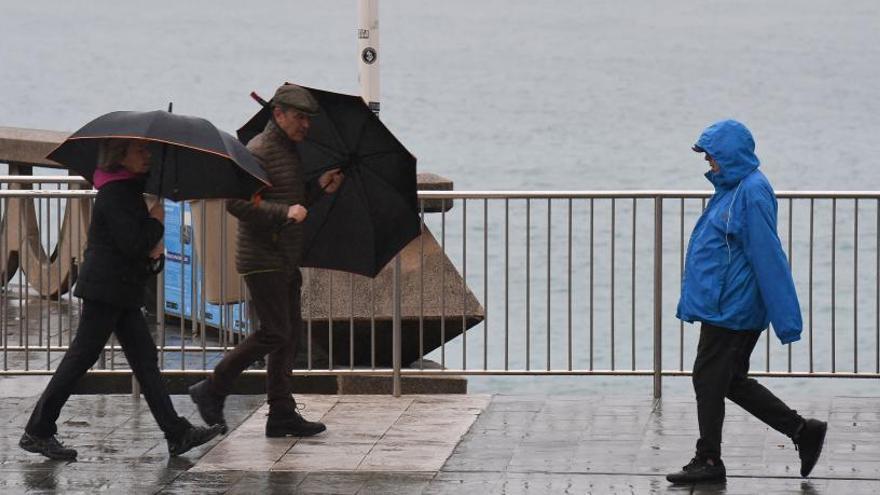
[189,84,343,438]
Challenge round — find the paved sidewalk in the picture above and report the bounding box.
[1,389,879,494]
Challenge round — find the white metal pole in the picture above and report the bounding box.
[358,0,380,114]
[359,0,399,396]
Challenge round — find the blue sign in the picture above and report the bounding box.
[163,201,248,333]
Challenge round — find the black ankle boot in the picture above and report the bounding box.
[265,411,327,438]
[188,379,227,434]
[666,456,726,484]
[19,432,78,461]
[167,424,224,457]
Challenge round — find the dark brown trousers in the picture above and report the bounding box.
[210,269,302,414]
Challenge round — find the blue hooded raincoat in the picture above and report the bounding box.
[676,120,802,344]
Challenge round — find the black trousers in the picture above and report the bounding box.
[25,299,189,440]
[693,323,804,460]
[209,269,302,415]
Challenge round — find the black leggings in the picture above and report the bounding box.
[25,299,189,440]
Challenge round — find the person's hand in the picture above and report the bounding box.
[287,204,308,223]
[149,202,165,222]
[149,242,164,260]
[319,169,345,194]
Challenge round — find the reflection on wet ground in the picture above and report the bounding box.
[1,391,878,494]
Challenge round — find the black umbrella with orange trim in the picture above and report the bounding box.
[48,110,270,201]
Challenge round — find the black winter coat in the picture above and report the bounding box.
[74,178,164,308]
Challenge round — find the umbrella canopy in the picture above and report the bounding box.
[238,84,420,278]
[48,110,270,201]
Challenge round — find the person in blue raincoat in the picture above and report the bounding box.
[667,120,827,484]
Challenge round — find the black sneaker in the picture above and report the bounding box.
[189,379,227,434]
[265,411,327,438]
[19,432,77,461]
[666,456,726,484]
[794,418,828,478]
[167,424,224,457]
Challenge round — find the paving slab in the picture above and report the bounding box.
[193,394,491,473]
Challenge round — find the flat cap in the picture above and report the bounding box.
[271,84,320,116]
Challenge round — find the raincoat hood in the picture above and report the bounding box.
[696,119,760,189]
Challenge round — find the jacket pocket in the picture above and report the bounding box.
[686,239,728,316]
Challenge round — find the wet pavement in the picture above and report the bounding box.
[1,385,879,494]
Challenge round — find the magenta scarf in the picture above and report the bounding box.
[93,168,142,189]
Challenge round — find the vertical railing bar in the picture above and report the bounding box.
[67,195,75,348]
[589,198,594,371]
[56,196,62,358]
[43,197,51,370]
[567,198,572,371]
[854,199,859,373]
[19,195,26,371]
[526,198,531,371]
[38,198,44,369]
[653,197,663,399]
[546,198,551,372]
[219,204,226,354]
[242,276,249,356]
[787,198,793,372]
[1,191,7,370]
[631,198,636,371]
[504,198,509,371]
[190,204,198,372]
[179,203,185,371]
[73,196,80,348]
[306,268,312,370]
[809,199,814,372]
[349,272,354,371]
[765,183,772,373]
[462,198,467,370]
[832,198,837,373]
[440,200,446,369]
[483,198,488,371]
[611,198,616,371]
[419,199,425,371]
[328,272,333,370]
[371,276,376,370]
[200,201,207,371]
[392,255,402,396]
[679,198,685,371]
[876,199,879,374]
[158,251,166,369]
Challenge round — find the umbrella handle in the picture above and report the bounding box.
[250,91,268,107]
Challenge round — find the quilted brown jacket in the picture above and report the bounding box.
[226,120,317,274]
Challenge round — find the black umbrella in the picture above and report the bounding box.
[238,84,420,278]
[48,110,270,201]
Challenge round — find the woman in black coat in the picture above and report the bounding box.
[20,139,222,460]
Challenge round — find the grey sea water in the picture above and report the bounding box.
[2,0,879,396]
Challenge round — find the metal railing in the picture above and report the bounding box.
[2,177,879,397]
